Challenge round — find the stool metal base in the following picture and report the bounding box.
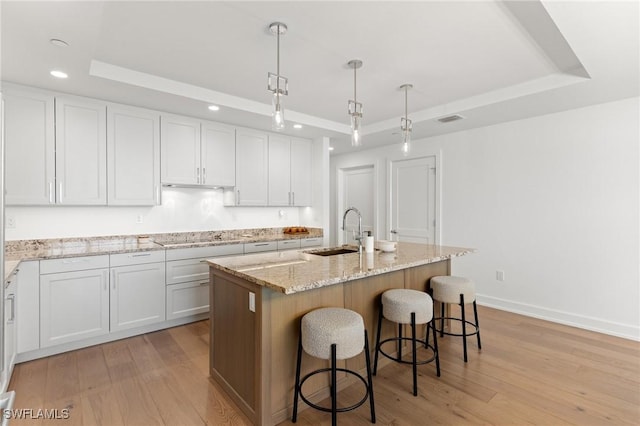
[431,295,482,362]
[373,309,440,396]
[292,330,376,425]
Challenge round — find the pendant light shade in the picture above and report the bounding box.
[400,84,413,156]
[347,60,363,147]
[268,22,288,131]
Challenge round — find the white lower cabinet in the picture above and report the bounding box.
[40,265,110,348]
[166,281,209,320]
[4,271,18,386]
[165,244,244,320]
[110,262,165,332]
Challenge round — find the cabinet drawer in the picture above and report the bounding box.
[277,239,301,251]
[165,244,244,261]
[166,281,209,320]
[244,241,277,253]
[110,250,166,267]
[166,258,210,285]
[40,255,109,274]
[301,237,323,248]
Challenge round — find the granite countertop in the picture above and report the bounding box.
[206,242,474,295]
[3,227,324,283]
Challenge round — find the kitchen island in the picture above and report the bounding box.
[207,242,473,425]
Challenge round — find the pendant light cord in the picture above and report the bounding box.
[276,24,280,99]
[353,64,357,103]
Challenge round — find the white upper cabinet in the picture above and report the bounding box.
[268,136,312,206]
[235,128,269,205]
[55,95,107,205]
[3,86,55,205]
[201,121,235,187]
[161,114,201,185]
[268,135,292,206]
[107,104,160,205]
[290,138,312,206]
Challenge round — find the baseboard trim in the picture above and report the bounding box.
[476,294,639,341]
[15,313,209,364]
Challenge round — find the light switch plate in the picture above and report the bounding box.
[249,292,255,312]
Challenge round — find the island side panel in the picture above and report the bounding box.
[266,283,346,424]
[210,268,260,423]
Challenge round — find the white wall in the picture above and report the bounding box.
[5,137,329,240]
[331,97,639,340]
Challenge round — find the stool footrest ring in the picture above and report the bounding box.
[433,316,479,337]
[377,337,438,365]
[298,367,370,414]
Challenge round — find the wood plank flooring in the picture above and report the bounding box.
[8,306,640,425]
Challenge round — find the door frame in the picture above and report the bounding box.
[336,162,379,245]
[386,152,442,244]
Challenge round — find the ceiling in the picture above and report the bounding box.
[1,1,638,155]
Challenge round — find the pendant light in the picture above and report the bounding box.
[347,59,363,147]
[400,83,413,156]
[268,22,288,131]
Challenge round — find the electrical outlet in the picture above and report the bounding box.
[136,214,144,224]
[496,270,505,281]
[6,216,15,229]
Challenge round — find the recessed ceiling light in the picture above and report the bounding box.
[328,146,334,151]
[293,124,302,129]
[208,105,220,111]
[50,38,69,47]
[50,70,68,79]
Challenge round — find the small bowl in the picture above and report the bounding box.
[377,240,397,252]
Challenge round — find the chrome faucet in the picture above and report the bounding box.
[342,207,363,253]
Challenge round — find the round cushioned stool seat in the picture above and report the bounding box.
[382,289,433,324]
[431,276,475,304]
[301,307,364,360]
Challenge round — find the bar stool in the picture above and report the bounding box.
[292,307,376,426]
[373,289,440,396]
[430,275,481,362]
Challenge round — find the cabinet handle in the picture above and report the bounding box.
[130,252,151,257]
[155,185,160,204]
[202,168,206,184]
[292,192,295,206]
[196,167,200,184]
[199,259,208,263]
[199,281,209,286]
[288,192,291,206]
[237,190,240,205]
[7,294,15,323]
[49,181,54,204]
[254,243,269,247]
[58,182,63,203]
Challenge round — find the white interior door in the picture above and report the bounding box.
[340,166,374,245]
[390,156,438,243]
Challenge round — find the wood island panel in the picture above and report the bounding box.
[209,256,455,425]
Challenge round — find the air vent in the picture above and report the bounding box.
[437,114,465,123]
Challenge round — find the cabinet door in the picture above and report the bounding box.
[55,96,107,205]
[4,278,17,378]
[236,128,268,205]
[107,104,160,205]
[3,87,55,205]
[268,135,291,206]
[166,281,209,320]
[202,121,235,187]
[110,262,165,332]
[290,138,313,206]
[161,114,201,185]
[40,268,110,347]
[16,261,39,354]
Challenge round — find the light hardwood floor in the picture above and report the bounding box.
[8,306,640,425]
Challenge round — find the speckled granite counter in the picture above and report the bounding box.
[207,242,473,294]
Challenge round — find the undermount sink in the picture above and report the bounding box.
[306,246,359,256]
